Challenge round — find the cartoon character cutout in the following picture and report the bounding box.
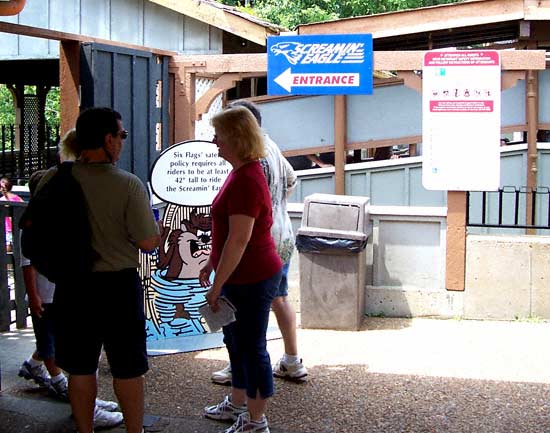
[158,208,211,280]
[142,205,213,340]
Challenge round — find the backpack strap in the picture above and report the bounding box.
[57,161,74,176]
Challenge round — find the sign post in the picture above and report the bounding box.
[267,34,373,96]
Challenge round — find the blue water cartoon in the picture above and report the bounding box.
[143,206,212,341]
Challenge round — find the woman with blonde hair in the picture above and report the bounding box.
[58,128,79,162]
[200,106,282,433]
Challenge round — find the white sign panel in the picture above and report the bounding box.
[150,140,230,205]
[422,51,501,191]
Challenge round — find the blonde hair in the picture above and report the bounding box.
[211,106,265,162]
[59,128,79,162]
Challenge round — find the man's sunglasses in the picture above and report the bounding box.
[118,130,129,140]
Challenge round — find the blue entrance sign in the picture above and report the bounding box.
[267,33,373,96]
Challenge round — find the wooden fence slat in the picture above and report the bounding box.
[0,206,10,331]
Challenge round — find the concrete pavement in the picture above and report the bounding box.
[1,317,550,433]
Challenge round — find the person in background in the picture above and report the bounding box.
[44,108,160,433]
[201,106,283,433]
[373,146,394,161]
[210,100,307,387]
[1,176,24,252]
[59,128,80,162]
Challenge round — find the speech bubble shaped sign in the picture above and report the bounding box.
[150,140,230,205]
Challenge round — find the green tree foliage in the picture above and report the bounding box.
[0,85,59,125]
[220,0,461,30]
[44,87,60,126]
[0,85,15,125]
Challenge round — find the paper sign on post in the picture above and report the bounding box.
[422,50,501,191]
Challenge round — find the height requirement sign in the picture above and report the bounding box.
[422,51,501,191]
[267,34,373,95]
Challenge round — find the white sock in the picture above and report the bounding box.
[282,354,300,364]
[50,373,66,383]
[27,357,43,368]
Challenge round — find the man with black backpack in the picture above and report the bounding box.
[36,108,160,433]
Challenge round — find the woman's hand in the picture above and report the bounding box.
[206,285,221,312]
[199,261,213,287]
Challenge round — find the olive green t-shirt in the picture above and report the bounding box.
[40,162,158,272]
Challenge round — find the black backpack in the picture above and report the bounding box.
[19,162,99,283]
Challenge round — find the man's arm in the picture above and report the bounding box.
[136,234,161,252]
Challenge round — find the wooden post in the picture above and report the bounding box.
[446,191,467,291]
[334,95,346,195]
[59,41,81,135]
[526,69,538,233]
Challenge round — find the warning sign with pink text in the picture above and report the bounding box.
[422,51,501,191]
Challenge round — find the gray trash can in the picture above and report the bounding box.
[296,193,371,330]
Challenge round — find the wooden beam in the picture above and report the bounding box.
[446,191,467,291]
[526,69,538,233]
[173,54,267,73]
[148,0,278,46]
[193,72,259,120]
[172,50,547,74]
[334,95,346,195]
[0,21,175,56]
[59,41,80,136]
[524,0,550,20]
[298,0,524,39]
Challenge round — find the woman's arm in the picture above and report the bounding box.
[283,156,297,198]
[206,214,254,310]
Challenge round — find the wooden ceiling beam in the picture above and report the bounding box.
[148,0,278,46]
[0,21,176,56]
[193,72,259,120]
[298,0,525,39]
[172,50,547,74]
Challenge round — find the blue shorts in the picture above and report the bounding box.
[53,268,148,379]
[274,262,290,298]
[31,303,55,360]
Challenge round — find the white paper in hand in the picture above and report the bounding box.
[199,296,236,332]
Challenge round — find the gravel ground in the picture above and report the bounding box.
[93,317,550,433]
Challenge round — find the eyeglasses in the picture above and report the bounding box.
[118,130,129,140]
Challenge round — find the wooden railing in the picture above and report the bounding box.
[0,201,28,331]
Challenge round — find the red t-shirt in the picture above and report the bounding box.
[210,161,282,284]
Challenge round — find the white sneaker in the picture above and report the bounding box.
[223,412,270,433]
[93,406,123,429]
[18,361,51,388]
[273,358,308,382]
[211,364,232,385]
[95,398,118,411]
[204,395,246,422]
[48,376,69,401]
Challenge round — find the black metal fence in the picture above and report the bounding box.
[467,187,550,230]
[0,122,60,183]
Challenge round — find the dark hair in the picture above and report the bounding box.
[28,170,47,196]
[0,177,12,193]
[227,100,262,126]
[76,107,122,150]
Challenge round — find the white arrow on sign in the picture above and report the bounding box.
[274,67,361,92]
